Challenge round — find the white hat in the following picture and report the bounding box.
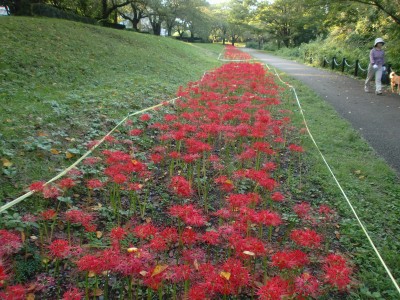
[374,37,385,46]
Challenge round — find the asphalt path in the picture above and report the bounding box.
[241,48,400,176]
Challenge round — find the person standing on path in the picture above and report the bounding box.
[364,38,386,95]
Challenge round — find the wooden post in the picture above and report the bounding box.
[342,58,346,72]
[354,60,359,77]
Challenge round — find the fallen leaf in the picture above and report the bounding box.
[220,271,231,281]
[21,231,26,243]
[65,152,74,159]
[127,247,138,253]
[1,158,13,167]
[91,288,103,297]
[26,293,35,300]
[151,265,168,277]
[96,231,103,239]
[139,270,148,277]
[193,259,199,270]
[50,148,60,155]
[88,271,96,278]
[243,251,255,256]
[334,231,340,239]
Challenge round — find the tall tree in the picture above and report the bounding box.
[118,0,149,31]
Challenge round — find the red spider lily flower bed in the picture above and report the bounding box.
[0,49,355,300]
[223,45,252,60]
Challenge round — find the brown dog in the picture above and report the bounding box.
[390,71,400,94]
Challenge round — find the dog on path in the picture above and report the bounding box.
[389,71,400,94]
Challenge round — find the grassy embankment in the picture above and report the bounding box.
[0,17,223,200]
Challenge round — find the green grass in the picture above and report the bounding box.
[0,17,223,200]
[274,70,400,299]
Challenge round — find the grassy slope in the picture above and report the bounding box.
[275,73,400,299]
[0,17,223,199]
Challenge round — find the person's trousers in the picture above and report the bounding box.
[365,64,383,92]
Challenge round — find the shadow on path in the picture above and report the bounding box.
[242,48,400,176]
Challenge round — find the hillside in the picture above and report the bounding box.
[0,17,223,199]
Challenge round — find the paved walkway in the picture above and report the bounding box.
[242,48,400,176]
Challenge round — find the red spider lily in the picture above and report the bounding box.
[110,227,126,241]
[290,228,323,249]
[114,251,149,276]
[42,185,60,199]
[133,222,158,239]
[294,273,320,298]
[76,254,103,274]
[200,230,220,246]
[271,191,285,202]
[64,210,96,232]
[181,228,199,246]
[234,169,277,191]
[164,264,192,283]
[21,213,37,223]
[230,236,266,258]
[168,151,181,159]
[40,209,57,220]
[323,254,352,291]
[82,157,101,165]
[288,144,304,153]
[140,114,151,122]
[169,176,193,198]
[66,169,83,179]
[62,288,84,300]
[211,258,250,295]
[214,176,235,192]
[213,208,233,220]
[127,182,142,191]
[149,235,168,252]
[150,153,163,164]
[0,284,26,300]
[29,181,45,192]
[257,276,294,300]
[0,230,22,258]
[181,153,201,163]
[253,210,282,227]
[0,265,8,287]
[293,202,311,219]
[271,250,309,270]
[86,178,104,190]
[185,138,212,154]
[58,178,76,190]
[169,204,206,227]
[188,284,209,300]
[129,129,143,136]
[318,204,335,221]
[48,239,71,259]
[226,193,261,209]
[112,173,127,184]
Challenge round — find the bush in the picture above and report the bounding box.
[31,4,97,25]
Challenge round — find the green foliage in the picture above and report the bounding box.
[31,3,97,24]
